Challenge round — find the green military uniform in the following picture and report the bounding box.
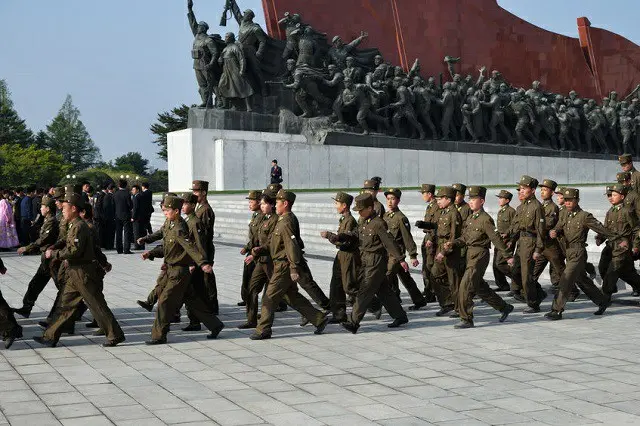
[508,176,547,311]
[362,180,385,219]
[598,185,640,298]
[192,180,219,314]
[338,194,408,333]
[493,190,516,291]
[532,179,566,290]
[252,190,328,339]
[450,187,513,327]
[452,184,472,226]
[241,190,263,305]
[324,192,360,322]
[38,194,124,346]
[139,218,171,308]
[15,196,59,316]
[619,154,640,193]
[0,256,23,348]
[147,196,224,343]
[383,188,426,309]
[548,188,611,318]
[597,186,614,280]
[418,184,439,302]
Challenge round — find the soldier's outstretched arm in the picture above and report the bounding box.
[187,0,198,37]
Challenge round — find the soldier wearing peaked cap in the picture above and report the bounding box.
[34,193,125,348]
[250,189,329,339]
[334,193,409,333]
[444,186,515,328]
[617,172,640,227]
[452,183,472,226]
[619,154,640,193]
[507,175,548,313]
[264,183,283,199]
[418,184,438,302]
[382,188,427,310]
[545,188,615,320]
[362,179,385,219]
[321,192,360,323]
[238,190,264,307]
[493,190,516,292]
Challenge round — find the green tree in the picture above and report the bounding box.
[44,94,101,171]
[0,79,34,146]
[150,104,189,161]
[0,144,70,187]
[113,151,149,175]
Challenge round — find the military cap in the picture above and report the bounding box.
[554,186,565,195]
[352,193,374,211]
[616,171,631,183]
[383,188,402,198]
[540,179,557,190]
[52,187,65,200]
[435,186,456,199]
[495,189,513,200]
[276,189,296,204]
[64,184,82,196]
[41,195,56,209]
[518,175,539,188]
[264,183,283,198]
[246,190,261,200]
[63,193,84,208]
[619,154,633,165]
[191,180,209,191]
[563,188,580,199]
[331,35,342,44]
[332,192,353,205]
[611,184,628,195]
[163,196,184,210]
[362,179,379,191]
[181,192,198,204]
[451,183,466,194]
[163,192,177,200]
[605,185,614,195]
[419,184,436,194]
[467,186,487,199]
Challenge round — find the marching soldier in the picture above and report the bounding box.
[493,190,516,292]
[419,184,438,302]
[362,179,385,218]
[452,183,472,225]
[0,257,22,349]
[238,190,263,307]
[619,154,640,193]
[192,180,219,315]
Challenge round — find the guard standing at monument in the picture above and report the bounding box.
[444,186,515,328]
[382,188,427,310]
[34,192,125,347]
[13,195,59,318]
[545,188,615,320]
[192,180,219,315]
[250,190,329,340]
[321,192,360,323]
[337,194,409,334]
[620,154,640,193]
[418,184,438,302]
[493,190,515,292]
[239,190,263,307]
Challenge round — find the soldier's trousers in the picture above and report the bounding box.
[532,243,566,285]
[387,258,425,305]
[246,261,273,325]
[21,260,54,310]
[492,247,513,290]
[598,245,613,281]
[511,238,546,308]
[552,248,606,313]
[296,259,330,310]
[241,260,256,303]
[431,250,461,310]
[330,251,360,321]
[350,252,407,326]
[255,261,325,335]
[459,248,507,323]
[152,265,223,340]
[0,290,21,340]
[602,253,640,297]
[44,264,123,342]
[421,242,437,300]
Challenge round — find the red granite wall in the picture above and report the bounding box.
[262,0,640,100]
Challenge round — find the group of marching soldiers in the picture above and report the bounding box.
[2,153,640,348]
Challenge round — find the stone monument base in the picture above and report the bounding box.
[167,128,618,191]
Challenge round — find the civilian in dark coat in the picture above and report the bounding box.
[113,179,133,254]
[140,182,154,235]
[101,185,116,249]
[131,185,146,250]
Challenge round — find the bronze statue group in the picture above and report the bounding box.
[187,1,640,154]
[0,152,639,348]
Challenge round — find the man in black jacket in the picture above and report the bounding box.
[131,185,146,250]
[114,179,133,254]
[140,182,154,235]
[101,184,116,249]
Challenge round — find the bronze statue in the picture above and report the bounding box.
[342,77,388,135]
[329,32,368,70]
[218,32,254,111]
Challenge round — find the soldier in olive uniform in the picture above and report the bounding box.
[531,179,566,295]
[445,186,515,328]
[13,195,59,318]
[321,192,359,323]
[546,188,615,320]
[553,187,583,300]
[0,257,22,349]
[493,190,516,292]
[418,184,438,302]
[336,194,409,333]
[34,193,125,347]
[239,190,263,307]
[597,187,614,283]
[143,196,224,344]
[362,179,385,218]
[616,172,640,223]
[382,188,427,310]
[508,176,548,313]
[416,186,462,316]
[192,180,219,316]
[596,185,640,300]
[250,190,329,339]
[452,183,472,225]
[619,154,640,193]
